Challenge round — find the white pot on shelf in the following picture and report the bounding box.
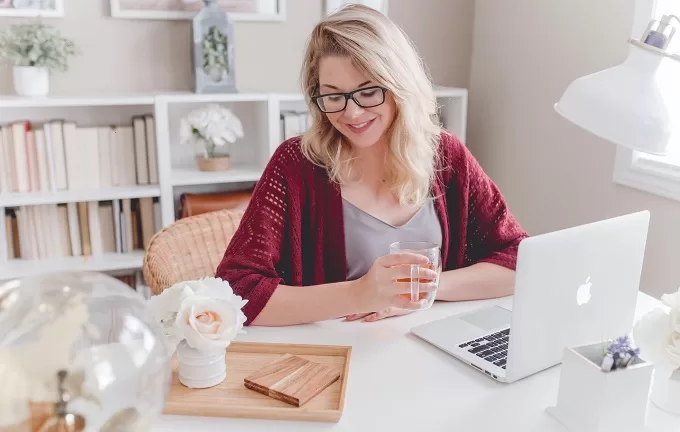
[13,66,50,97]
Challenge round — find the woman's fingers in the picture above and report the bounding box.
[394,281,439,294]
[364,307,397,322]
[394,293,431,310]
[344,313,371,321]
[378,252,430,268]
[389,266,439,282]
[363,307,414,322]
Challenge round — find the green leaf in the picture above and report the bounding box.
[0,20,80,71]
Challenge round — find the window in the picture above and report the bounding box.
[613,0,680,201]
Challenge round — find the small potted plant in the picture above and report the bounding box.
[147,277,248,389]
[546,335,653,432]
[203,25,230,83]
[0,21,80,97]
[179,103,244,171]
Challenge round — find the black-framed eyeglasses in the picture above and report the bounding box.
[311,86,388,113]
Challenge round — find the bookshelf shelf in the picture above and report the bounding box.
[0,185,161,207]
[0,251,145,281]
[171,167,263,187]
[0,94,156,108]
[0,87,468,283]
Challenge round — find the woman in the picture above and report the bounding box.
[215,4,528,326]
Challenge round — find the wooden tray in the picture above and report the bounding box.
[163,341,352,422]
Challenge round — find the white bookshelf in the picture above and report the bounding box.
[0,86,468,281]
[2,251,145,281]
[1,185,161,207]
[171,167,263,187]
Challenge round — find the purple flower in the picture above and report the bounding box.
[602,335,641,371]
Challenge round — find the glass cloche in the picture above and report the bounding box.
[0,271,171,431]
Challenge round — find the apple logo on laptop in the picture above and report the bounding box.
[577,276,592,306]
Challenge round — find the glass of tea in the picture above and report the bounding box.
[389,241,441,310]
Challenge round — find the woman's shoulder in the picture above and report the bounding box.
[436,129,467,158]
[435,129,470,178]
[266,136,319,179]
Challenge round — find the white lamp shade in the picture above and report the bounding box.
[555,43,680,156]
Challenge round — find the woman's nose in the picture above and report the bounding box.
[343,98,365,118]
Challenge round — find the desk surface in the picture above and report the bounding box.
[152,293,678,431]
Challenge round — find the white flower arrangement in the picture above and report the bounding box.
[147,277,248,352]
[179,104,244,159]
[633,287,680,377]
[0,21,80,72]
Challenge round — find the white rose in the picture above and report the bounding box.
[672,309,680,334]
[175,295,247,351]
[668,332,680,367]
[147,283,195,350]
[633,308,680,376]
[662,287,680,310]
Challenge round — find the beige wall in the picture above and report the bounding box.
[0,0,473,95]
[468,0,680,298]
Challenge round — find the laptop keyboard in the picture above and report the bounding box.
[458,328,510,369]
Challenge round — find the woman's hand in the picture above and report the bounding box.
[345,307,414,322]
[356,252,439,313]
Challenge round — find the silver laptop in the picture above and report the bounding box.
[410,211,650,383]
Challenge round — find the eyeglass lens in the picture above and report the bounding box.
[316,87,384,112]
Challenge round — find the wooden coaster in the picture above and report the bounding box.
[244,353,341,407]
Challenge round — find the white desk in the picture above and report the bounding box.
[152,293,678,431]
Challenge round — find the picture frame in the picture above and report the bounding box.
[324,0,387,16]
[0,0,64,17]
[110,0,285,22]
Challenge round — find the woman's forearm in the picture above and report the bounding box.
[251,279,367,326]
[436,263,515,302]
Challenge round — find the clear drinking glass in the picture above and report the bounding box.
[389,241,442,310]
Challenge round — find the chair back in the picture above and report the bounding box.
[143,209,244,295]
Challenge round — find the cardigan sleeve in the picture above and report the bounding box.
[215,140,301,325]
[450,134,529,270]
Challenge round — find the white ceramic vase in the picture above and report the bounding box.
[13,66,49,97]
[650,369,680,416]
[176,340,226,389]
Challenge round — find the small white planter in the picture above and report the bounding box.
[546,341,654,432]
[13,66,50,97]
[650,369,680,416]
[176,340,227,389]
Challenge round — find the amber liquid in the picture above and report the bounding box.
[398,291,433,301]
[396,263,437,300]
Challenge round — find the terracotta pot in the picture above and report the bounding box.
[196,155,230,172]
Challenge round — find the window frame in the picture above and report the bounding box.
[612,0,680,200]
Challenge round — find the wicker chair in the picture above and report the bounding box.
[143,209,244,295]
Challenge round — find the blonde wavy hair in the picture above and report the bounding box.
[299,4,442,207]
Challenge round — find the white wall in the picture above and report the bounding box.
[468,0,680,298]
[0,0,473,94]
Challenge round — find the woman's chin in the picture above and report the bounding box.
[343,131,386,150]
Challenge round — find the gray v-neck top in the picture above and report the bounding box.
[342,198,443,280]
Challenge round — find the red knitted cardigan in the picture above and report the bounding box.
[215,131,529,325]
